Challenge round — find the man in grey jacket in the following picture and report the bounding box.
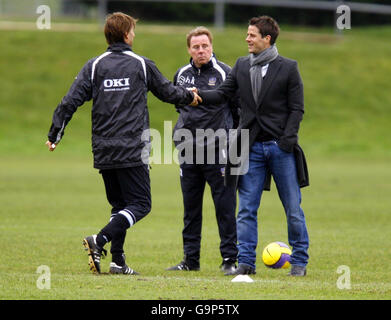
[198,16,309,277]
[45,12,201,275]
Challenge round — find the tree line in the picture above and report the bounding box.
[68,1,391,26]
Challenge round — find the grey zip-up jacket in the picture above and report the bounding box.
[48,42,194,169]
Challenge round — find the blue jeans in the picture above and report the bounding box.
[237,141,309,269]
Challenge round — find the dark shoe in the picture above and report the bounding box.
[166,261,199,271]
[109,262,139,275]
[225,263,256,276]
[82,235,107,274]
[287,265,307,277]
[220,260,237,274]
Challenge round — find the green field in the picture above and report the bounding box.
[0,21,391,300]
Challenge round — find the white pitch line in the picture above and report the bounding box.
[129,275,391,291]
[133,275,326,286]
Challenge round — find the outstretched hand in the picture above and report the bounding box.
[187,87,198,94]
[188,87,202,106]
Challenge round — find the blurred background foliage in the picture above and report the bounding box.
[2,0,391,26]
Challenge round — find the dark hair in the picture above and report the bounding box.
[104,12,138,45]
[249,16,280,45]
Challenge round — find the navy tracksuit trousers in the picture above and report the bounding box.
[180,162,238,268]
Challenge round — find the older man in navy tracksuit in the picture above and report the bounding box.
[167,27,240,274]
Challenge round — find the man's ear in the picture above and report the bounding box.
[264,34,272,44]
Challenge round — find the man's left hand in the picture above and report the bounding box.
[45,141,57,151]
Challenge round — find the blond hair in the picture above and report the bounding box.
[186,26,213,48]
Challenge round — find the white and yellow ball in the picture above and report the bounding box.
[262,242,292,269]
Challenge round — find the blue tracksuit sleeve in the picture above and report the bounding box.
[146,59,194,106]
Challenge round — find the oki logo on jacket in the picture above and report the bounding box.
[103,78,130,91]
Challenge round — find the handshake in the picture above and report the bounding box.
[187,87,202,106]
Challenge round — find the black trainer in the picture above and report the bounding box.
[220,259,237,274]
[109,262,139,275]
[82,235,107,274]
[224,263,256,276]
[287,265,307,277]
[166,261,200,271]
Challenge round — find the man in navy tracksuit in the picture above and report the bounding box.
[45,13,200,275]
[167,27,240,273]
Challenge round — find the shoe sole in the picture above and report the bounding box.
[82,238,99,274]
[109,268,122,275]
[166,268,200,271]
[287,272,306,277]
[109,268,140,275]
[224,270,256,276]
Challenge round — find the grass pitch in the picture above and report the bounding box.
[0,156,390,300]
[0,22,391,300]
